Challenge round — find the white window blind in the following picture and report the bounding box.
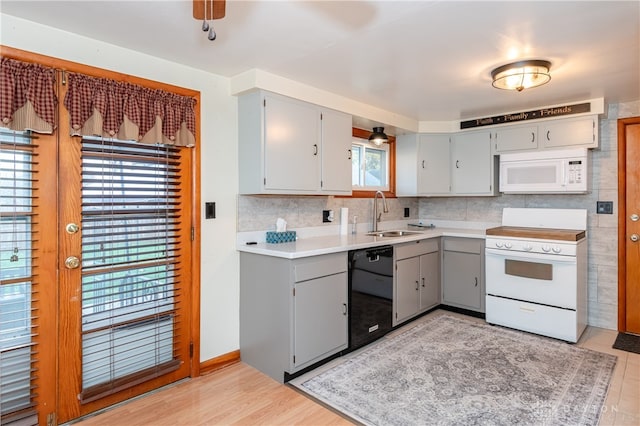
[79,138,183,403]
[0,130,38,426]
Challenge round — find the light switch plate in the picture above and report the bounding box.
[205,202,216,219]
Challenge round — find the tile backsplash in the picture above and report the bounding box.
[236,101,639,331]
[237,195,419,232]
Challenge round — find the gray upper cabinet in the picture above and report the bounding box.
[417,134,451,195]
[494,125,538,153]
[540,116,598,149]
[238,90,352,195]
[319,108,353,194]
[451,130,497,196]
[493,115,598,154]
[396,132,496,197]
[442,237,485,313]
[397,133,452,196]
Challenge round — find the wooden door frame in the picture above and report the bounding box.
[617,116,640,332]
[1,45,202,422]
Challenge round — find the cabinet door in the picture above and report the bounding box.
[452,131,493,195]
[418,134,451,195]
[494,125,538,153]
[293,272,347,368]
[541,116,597,149]
[320,109,352,194]
[419,252,440,311]
[395,257,420,323]
[264,94,320,191]
[442,251,482,310]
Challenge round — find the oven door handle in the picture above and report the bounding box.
[486,248,577,263]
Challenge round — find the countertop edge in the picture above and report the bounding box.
[237,228,487,259]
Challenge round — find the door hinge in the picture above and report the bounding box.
[47,413,57,426]
[320,180,323,188]
[293,288,296,297]
[189,341,194,358]
[263,99,266,107]
[191,227,195,241]
[293,355,296,364]
[320,113,323,120]
[264,177,266,185]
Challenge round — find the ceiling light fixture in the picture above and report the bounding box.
[491,59,552,92]
[369,127,388,146]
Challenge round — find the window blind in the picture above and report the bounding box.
[79,137,183,403]
[0,130,38,426]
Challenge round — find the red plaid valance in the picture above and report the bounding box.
[64,73,196,147]
[0,57,57,133]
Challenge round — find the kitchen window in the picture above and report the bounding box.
[351,128,396,198]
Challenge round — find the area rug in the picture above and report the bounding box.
[296,315,617,426]
[612,332,640,354]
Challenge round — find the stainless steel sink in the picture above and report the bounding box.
[366,230,423,238]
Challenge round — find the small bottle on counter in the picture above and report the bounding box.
[352,216,358,235]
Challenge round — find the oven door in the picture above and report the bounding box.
[485,248,577,309]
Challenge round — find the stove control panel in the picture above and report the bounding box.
[486,237,577,256]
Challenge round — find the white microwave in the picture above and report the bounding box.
[499,148,589,194]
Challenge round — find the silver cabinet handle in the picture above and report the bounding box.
[631,234,639,242]
[531,132,535,143]
[347,149,352,160]
[342,303,347,315]
[415,281,419,291]
[422,160,425,169]
[313,144,318,155]
[546,130,551,141]
[421,277,425,288]
[474,277,478,287]
[456,160,460,169]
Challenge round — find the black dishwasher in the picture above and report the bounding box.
[348,245,394,351]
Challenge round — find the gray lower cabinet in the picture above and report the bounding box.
[394,239,440,325]
[442,237,485,313]
[240,252,348,382]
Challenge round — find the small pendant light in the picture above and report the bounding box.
[369,127,388,146]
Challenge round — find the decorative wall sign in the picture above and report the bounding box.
[460,102,591,129]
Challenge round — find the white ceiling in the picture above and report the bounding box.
[2,0,639,125]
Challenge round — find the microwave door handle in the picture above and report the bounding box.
[561,162,567,187]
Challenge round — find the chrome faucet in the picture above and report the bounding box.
[372,190,389,232]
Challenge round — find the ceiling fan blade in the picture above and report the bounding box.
[193,0,225,20]
[212,0,226,19]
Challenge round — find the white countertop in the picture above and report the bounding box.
[237,227,487,259]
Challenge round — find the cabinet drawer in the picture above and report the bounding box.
[443,238,482,254]
[395,238,439,260]
[294,253,347,282]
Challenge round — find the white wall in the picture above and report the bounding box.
[1,14,240,361]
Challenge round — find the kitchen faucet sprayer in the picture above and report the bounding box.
[372,190,389,232]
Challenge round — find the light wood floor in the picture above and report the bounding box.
[74,310,640,426]
[73,361,351,426]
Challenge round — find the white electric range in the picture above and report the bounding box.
[484,208,588,343]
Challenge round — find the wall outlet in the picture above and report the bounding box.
[404,207,410,218]
[596,201,613,214]
[322,210,334,223]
